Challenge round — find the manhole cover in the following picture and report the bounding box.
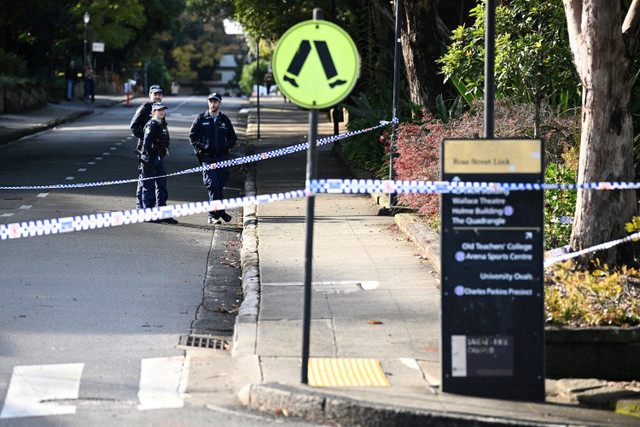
[178,335,230,350]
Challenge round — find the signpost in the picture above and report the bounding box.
[273,18,360,109]
[272,9,360,384]
[440,139,545,401]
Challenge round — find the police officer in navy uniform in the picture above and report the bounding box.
[130,84,163,208]
[141,102,178,224]
[189,92,237,224]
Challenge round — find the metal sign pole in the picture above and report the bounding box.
[301,7,323,385]
[388,0,403,210]
[257,36,261,139]
[484,0,495,139]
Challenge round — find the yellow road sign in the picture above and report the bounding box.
[273,19,360,109]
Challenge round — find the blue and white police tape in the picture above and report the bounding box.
[307,179,640,194]
[544,232,640,267]
[0,189,309,240]
[0,119,396,191]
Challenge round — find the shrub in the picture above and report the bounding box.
[544,143,579,250]
[0,49,27,77]
[545,260,640,326]
[393,99,580,223]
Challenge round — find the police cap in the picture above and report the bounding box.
[151,102,167,111]
[149,85,163,93]
[207,92,222,102]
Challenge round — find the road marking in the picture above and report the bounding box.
[65,177,74,180]
[399,357,420,370]
[95,157,103,160]
[19,205,31,210]
[37,193,48,198]
[1,213,14,217]
[0,363,84,419]
[137,356,190,410]
[77,168,87,172]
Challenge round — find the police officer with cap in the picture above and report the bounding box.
[141,102,178,224]
[130,84,164,208]
[189,92,237,224]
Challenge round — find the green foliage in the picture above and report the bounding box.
[342,92,391,175]
[144,57,173,95]
[545,260,640,326]
[169,12,232,82]
[544,144,579,250]
[0,50,27,77]
[439,0,580,111]
[238,60,268,96]
[342,79,413,176]
[72,0,145,51]
[625,216,640,234]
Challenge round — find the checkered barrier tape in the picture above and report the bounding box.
[0,119,396,191]
[0,189,309,240]
[544,233,640,267]
[306,179,640,194]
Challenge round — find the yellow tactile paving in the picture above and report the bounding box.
[308,358,390,387]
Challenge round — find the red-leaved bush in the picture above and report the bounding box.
[393,99,579,218]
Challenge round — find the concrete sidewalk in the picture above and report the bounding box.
[234,97,639,426]
[0,94,126,145]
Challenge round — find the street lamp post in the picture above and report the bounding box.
[83,12,90,68]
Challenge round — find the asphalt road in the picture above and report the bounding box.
[0,96,310,426]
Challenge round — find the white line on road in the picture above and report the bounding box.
[0,363,84,419]
[137,356,190,411]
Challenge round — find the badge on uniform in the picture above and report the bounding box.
[145,127,151,134]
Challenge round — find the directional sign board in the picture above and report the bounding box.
[273,20,359,109]
[440,139,545,401]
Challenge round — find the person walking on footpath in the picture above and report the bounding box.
[130,84,163,209]
[65,60,78,101]
[189,92,237,224]
[83,60,95,102]
[140,102,178,224]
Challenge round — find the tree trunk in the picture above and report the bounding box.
[563,0,639,266]
[400,0,443,110]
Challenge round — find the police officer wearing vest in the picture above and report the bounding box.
[189,92,237,224]
[130,84,164,209]
[141,102,178,224]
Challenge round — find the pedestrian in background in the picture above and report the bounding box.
[140,102,178,224]
[83,61,95,102]
[65,60,78,101]
[130,85,163,209]
[189,92,237,225]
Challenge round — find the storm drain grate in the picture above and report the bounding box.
[178,334,230,350]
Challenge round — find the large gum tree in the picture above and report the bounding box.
[563,0,640,266]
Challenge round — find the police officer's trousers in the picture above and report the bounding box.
[201,157,230,219]
[141,160,168,209]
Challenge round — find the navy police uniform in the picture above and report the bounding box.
[140,107,170,209]
[130,85,163,208]
[189,93,237,222]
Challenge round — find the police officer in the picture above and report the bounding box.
[130,84,164,208]
[189,92,237,224]
[141,102,178,224]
